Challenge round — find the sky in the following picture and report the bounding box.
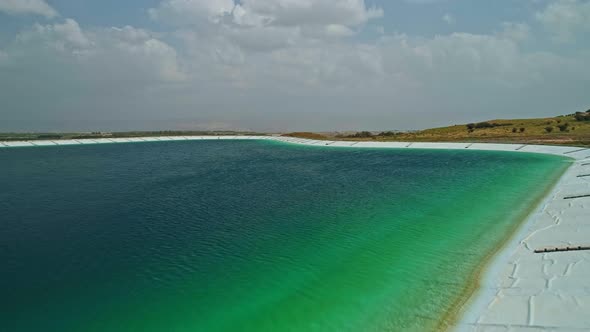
[0,0,589,132]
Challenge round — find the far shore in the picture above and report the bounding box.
[1,135,589,160]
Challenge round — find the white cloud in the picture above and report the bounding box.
[232,0,383,28]
[443,13,454,25]
[150,0,383,29]
[535,0,590,42]
[17,19,91,52]
[11,19,185,82]
[149,0,234,24]
[0,0,58,18]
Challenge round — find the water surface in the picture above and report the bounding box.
[0,140,568,331]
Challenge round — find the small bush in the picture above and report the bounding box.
[545,126,554,133]
[512,128,518,133]
[520,127,525,133]
[37,134,63,139]
[557,123,569,132]
[348,131,374,138]
[467,122,513,130]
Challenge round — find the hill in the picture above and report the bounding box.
[286,110,590,147]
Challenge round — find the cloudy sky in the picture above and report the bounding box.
[0,0,589,132]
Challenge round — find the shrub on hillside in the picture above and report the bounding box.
[520,127,525,133]
[557,123,570,132]
[545,126,554,133]
[348,131,374,138]
[37,134,62,139]
[475,122,494,129]
[466,122,513,131]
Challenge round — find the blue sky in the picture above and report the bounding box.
[0,0,589,132]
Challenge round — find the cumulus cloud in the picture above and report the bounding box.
[4,18,185,101]
[0,0,58,18]
[232,0,383,27]
[150,0,382,29]
[17,19,91,52]
[536,0,590,42]
[149,0,235,24]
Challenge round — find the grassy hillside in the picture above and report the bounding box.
[286,111,590,147]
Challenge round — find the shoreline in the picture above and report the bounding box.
[2,136,589,330]
[1,135,589,158]
[446,160,571,331]
[453,158,590,330]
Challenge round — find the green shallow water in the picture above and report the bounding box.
[0,140,568,331]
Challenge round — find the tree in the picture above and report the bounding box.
[545,126,554,133]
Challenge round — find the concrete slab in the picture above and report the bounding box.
[2,141,35,147]
[411,142,472,149]
[456,164,590,331]
[30,140,58,146]
[53,140,82,145]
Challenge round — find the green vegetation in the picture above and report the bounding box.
[557,123,569,132]
[467,122,512,130]
[346,131,374,138]
[286,108,590,147]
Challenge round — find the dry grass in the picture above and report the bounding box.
[286,114,590,147]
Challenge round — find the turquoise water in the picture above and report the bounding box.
[0,140,568,331]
